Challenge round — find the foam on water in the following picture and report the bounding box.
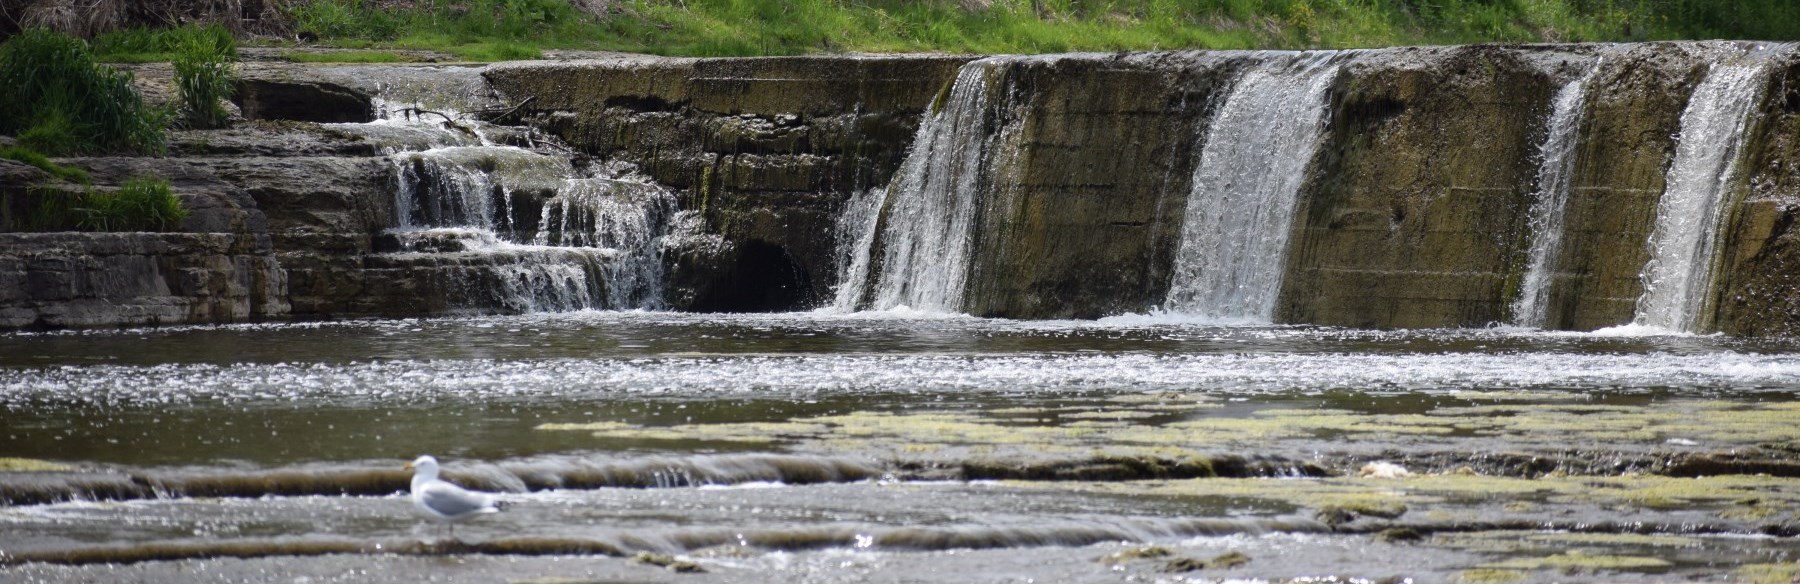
[5,346,1796,407]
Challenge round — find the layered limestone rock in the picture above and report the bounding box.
[1549,43,1724,330]
[483,56,969,310]
[6,48,1800,334]
[957,53,1219,319]
[1279,45,1562,328]
[1714,53,1800,336]
[0,232,283,328]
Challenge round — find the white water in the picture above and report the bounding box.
[1633,48,1782,332]
[1161,52,1340,321]
[537,177,677,308]
[367,104,674,312]
[1511,61,1603,328]
[839,58,1019,313]
[391,146,570,232]
[832,187,886,309]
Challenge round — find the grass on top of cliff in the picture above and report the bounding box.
[260,0,1800,58]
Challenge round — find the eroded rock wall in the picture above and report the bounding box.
[0,232,283,328]
[483,56,969,310]
[959,54,1220,319]
[8,48,1800,334]
[1714,54,1800,336]
[1279,46,1561,328]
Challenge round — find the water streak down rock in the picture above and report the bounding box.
[378,132,677,313]
[1163,52,1340,321]
[839,59,1019,312]
[1511,60,1603,329]
[1632,47,1785,332]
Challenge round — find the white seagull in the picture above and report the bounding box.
[403,454,501,537]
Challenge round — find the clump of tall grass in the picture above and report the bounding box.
[79,177,187,231]
[0,28,166,155]
[171,24,237,129]
[14,177,186,232]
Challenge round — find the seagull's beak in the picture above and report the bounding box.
[402,462,413,470]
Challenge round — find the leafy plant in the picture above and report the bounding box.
[171,24,237,129]
[0,28,166,155]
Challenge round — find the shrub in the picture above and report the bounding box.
[0,28,166,155]
[171,24,236,129]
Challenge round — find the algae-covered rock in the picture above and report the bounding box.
[0,457,71,472]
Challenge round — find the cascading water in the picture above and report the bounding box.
[1161,52,1340,321]
[536,177,677,309]
[835,58,1017,313]
[831,186,885,310]
[1510,60,1603,328]
[1631,47,1783,332]
[351,102,676,313]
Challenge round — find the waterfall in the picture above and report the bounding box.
[831,186,885,310]
[835,58,1016,313]
[1632,48,1780,332]
[536,177,677,309]
[1510,61,1602,328]
[362,105,676,313]
[391,146,570,233]
[1161,52,1340,321]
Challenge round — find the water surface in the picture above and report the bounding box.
[2,312,1796,582]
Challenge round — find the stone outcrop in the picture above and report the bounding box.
[1280,45,1563,328]
[959,54,1220,319]
[484,56,969,310]
[1714,54,1800,336]
[0,232,283,328]
[234,78,374,123]
[6,47,1800,334]
[1542,43,1716,330]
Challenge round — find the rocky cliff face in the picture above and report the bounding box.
[956,54,1216,319]
[6,46,1800,335]
[1279,45,1559,328]
[483,56,969,310]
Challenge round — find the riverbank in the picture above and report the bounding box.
[6,1,1800,62]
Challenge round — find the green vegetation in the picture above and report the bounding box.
[171,25,236,129]
[0,28,165,154]
[8,0,1800,60]
[1,145,90,183]
[91,26,190,62]
[269,0,1800,59]
[286,0,558,60]
[13,177,187,233]
[81,177,188,231]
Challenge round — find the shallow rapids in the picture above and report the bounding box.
[1,312,1796,582]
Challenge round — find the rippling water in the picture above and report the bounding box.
[2,312,1796,582]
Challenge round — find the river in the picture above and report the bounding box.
[2,311,1796,582]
